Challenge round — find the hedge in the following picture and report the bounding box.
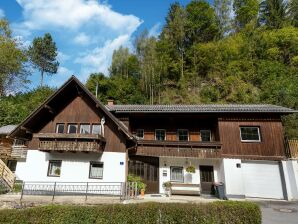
[0,201,261,224]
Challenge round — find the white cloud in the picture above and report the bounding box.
[0,9,5,18]
[148,23,161,37]
[73,32,91,45]
[75,34,130,78]
[57,51,71,63]
[13,0,142,85]
[16,0,142,34]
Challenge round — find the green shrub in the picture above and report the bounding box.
[0,201,261,224]
[127,174,146,191]
[13,183,23,193]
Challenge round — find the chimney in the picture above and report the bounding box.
[107,99,114,106]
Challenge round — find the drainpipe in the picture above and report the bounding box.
[101,116,105,137]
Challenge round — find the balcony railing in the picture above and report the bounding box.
[34,133,105,153]
[11,146,28,159]
[133,140,221,158]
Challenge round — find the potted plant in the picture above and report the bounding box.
[140,182,146,197]
[127,174,146,197]
[186,165,195,173]
[54,168,61,176]
[162,181,172,197]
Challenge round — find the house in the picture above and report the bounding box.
[8,76,298,200]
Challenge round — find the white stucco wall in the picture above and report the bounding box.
[282,160,298,200]
[222,158,245,197]
[15,150,126,183]
[158,157,222,194]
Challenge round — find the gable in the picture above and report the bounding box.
[9,76,133,141]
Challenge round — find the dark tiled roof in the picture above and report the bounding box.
[107,104,297,114]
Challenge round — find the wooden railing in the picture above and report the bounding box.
[134,140,222,158]
[0,159,15,189]
[39,140,102,152]
[289,139,298,159]
[11,146,28,159]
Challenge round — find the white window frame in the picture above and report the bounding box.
[89,162,104,179]
[136,129,144,140]
[240,127,261,142]
[80,124,91,134]
[155,129,166,141]
[91,124,101,135]
[170,166,184,182]
[67,124,78,134]
[55,123,65,134]
[177,129,189,141]
[200,130,211,142]
[47,160,62,177]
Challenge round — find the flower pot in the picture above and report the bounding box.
[141,189,145,197]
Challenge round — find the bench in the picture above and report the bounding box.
[171,183,201,195]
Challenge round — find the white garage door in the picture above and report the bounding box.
[242,161,284,199]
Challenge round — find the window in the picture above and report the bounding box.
[136,129,144,139]
[155,129,166,141]
[56,123,64,133]
[13,139,27,147]
[80,124,91,134]
[170,166,183,182]
[200,130,211,142]
[48,160,62,177]
[177,129,189,141]
[240,127,261,142]
[7,160,17,172]
[67,124,78,134]
[89,162,104,179]
[92,124,101,135]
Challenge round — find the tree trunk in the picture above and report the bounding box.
[40,69,44,87]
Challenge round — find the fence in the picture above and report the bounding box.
[20,181,138,201]
[289,139,298,158]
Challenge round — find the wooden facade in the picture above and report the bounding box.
[9,76,295,161]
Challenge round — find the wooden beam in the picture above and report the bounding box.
[20,126,32,134]
[44,105,56,114]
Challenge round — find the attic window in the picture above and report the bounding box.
[56,123,64,133]
[67,124,78,134]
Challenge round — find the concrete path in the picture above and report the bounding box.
[258,201,298,224]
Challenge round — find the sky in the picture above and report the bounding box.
[0,0,193,90]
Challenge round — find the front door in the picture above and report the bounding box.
[128,156,159,194]
[200,166,214,194]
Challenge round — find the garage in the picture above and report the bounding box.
[242,161,285,199]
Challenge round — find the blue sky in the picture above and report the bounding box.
[0,0,194,90]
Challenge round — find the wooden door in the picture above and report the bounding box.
[128,156,159,194]
[200,166,214,194]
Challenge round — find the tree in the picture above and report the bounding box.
[0,19,29,96]
[28,33,59,87]
[214,0,233,36]
[233,0,259,30]
[259,0,288,28]
[185,0,220,44]
[288,0,298,27]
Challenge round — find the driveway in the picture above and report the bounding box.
[259,201,298,224]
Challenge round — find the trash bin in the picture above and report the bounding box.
[213,182,226,200]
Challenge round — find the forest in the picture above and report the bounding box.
[0,0,297,138]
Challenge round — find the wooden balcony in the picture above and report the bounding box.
[11,146,28,159]
[131,140,222,158]
[34,133,105,153]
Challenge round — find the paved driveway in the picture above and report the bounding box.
[259,201,298,224]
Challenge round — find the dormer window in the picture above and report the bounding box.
[56,123,64,133]
[136,129,144,139]
[67,124,78,134]
[200,130,211,142]
[155,129,166,141]
[177,129,189,141]
[92,124,101,135]
[240,127,261,142]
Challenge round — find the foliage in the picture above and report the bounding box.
[259,0,288,28]
[0,202,261,224]
[0,86,55,126]
[233,0,259,29]
[0,19,29,96]
[289,0,298,27]
[13,183,22,193]
[162,181,172,189]
[28,33,59,87]
[127,174,146,191]
[186,165,196,173]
